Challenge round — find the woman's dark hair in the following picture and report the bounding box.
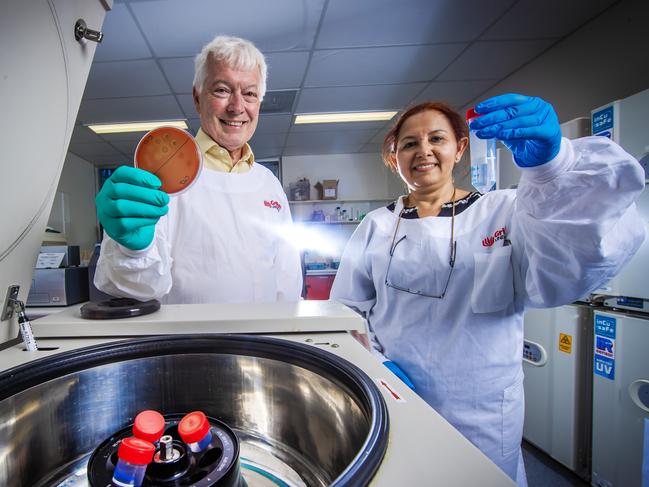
[381,101,469,171]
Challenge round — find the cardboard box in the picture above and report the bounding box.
[314,180,339,200]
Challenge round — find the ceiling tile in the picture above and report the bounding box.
[98,130,144,143]
[437,40,555,81]
[370,127,392,144]
[93,3,152,61]
[68,142,125,159]
[291,120,389,134]
[358,143,382,154]
[176,94,197,119]
[249,132,287,149]
[253,147,283,159]
[412,80,498,107]
[286,129,376,151]
[305,44,466,87]
[481,0,616,40]
[256,114,293,134]
[316,0,512,47]
[283,142,364,156]
[187,118,201,134]
[84,60,171,99]
[131,0,326,57]
[296,83,427,113]
[110,139,140,157]
[160,57,195,93]
[87,153,131,166]
[265,52,310,90]
[70,125,103,144]
[78,96,184,124]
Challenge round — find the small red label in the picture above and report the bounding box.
[482,226,507,247]
[264,200,282,211]
[376,378,406,402]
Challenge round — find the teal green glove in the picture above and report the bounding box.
[96,166,169,250]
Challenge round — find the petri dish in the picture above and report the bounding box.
[134,126,202,195]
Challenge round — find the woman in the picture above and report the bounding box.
[330,93,645,486]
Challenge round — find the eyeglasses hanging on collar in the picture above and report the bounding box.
[384,188,457,299]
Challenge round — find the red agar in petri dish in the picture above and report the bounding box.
[134,126,202,195]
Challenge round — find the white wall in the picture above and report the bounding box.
[48,152,98,257]
[282,152,405,201]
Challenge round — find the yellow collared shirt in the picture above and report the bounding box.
[194,128,254,173]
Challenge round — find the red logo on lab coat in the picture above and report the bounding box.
[482,227,507,247]
[264,200,282,211]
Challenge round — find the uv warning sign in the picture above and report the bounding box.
[559,333,572,354]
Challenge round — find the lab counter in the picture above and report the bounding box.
[29,300,364,337]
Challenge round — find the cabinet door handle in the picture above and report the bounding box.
[74,19,103,43]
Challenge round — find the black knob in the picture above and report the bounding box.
[74,19,103,43]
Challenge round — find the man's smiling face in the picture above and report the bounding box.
[193,56,261,161]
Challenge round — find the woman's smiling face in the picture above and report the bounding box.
[395,109,467,193]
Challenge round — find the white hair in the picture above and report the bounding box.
[193,35,267,100]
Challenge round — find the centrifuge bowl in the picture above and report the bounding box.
[0,335,388,487]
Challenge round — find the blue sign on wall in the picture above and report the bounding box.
[592,106,614,133]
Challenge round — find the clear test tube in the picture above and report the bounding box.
[466,108,497,193]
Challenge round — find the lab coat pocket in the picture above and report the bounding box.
[471,245,514,313]
[501,377,524,457]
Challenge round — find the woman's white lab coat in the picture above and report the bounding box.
[331,136,645,486]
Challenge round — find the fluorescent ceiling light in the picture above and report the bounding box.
[87,120,188,134]
[294,111,397,124]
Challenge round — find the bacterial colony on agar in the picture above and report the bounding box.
[134,126,203,195]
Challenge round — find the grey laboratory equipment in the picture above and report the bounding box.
[589,88,649,487]
[522,304,595,480]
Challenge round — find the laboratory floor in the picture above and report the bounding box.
[522,441,590,487]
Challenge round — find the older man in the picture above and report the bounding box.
[94,36,302,304]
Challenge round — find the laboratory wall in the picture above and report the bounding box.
[48,152,98,259]
[468,0,649,123]
[282,152,405,201]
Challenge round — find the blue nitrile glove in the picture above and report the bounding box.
[96,166,169,250]
[383,361,415,390]
[470,93,562,168]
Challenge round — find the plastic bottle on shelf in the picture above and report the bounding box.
[335,206,341,222]
[466,107,497,194]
